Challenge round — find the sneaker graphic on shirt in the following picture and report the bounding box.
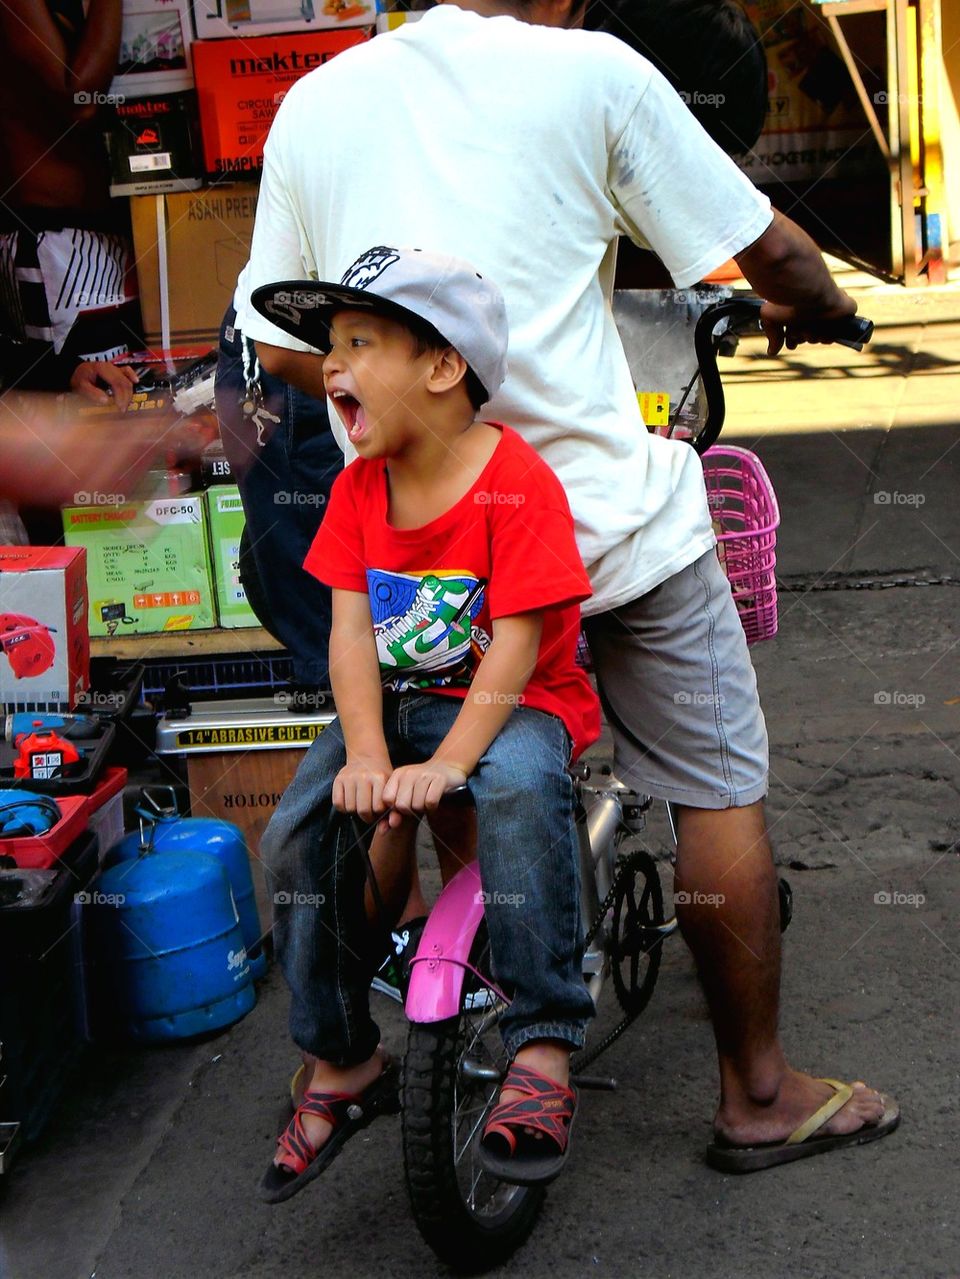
[375,574,476,673]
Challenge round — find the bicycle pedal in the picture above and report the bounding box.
[570,1073,618,1091]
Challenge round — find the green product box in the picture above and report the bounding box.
[62,496,215,636]
[205,486,259,629]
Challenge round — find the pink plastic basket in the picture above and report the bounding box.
[701,445,781,644]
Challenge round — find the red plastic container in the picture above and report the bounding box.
[0,795,89,870]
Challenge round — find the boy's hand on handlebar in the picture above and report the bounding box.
[760,295,857,356]
[381,760,468,827]
[333,754,393,823]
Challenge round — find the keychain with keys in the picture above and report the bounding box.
[240,336,281,446]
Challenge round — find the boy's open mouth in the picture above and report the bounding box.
[330,390,367,442]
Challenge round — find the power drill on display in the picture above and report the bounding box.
[4,712,100,743]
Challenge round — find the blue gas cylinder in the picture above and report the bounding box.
[106,813,266,981]
[89,849,255,1043]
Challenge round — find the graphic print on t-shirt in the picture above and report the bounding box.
[367,568,489,690]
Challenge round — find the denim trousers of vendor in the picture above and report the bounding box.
[214,306,342,687]
[261,694,594,1064]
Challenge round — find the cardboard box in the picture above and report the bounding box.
[106,92,203,197]
[156,698,335,923]
[111,0,195,98]
[62,497,216,637]
[192,28,370,177]
[192,0,377,41]
[375,8,423,34]
[206,486,259,627]
[130,187,259,345]
[0,547,90,712]
[200,444,235,486]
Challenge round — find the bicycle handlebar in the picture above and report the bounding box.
[691,298,874,455]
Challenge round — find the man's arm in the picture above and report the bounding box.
[254,343,328,399]
[329,588,393,822]
[734,210,857,355]
[2,0,123,118]
[381,613,543,820]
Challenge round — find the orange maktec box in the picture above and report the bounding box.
[191,29,371,178]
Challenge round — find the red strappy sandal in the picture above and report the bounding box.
[478,1060,578,1186]
[259,1059,400,1204]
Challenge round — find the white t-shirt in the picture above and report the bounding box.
[234,4,772,615]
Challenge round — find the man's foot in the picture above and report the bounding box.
[707,1068,900,1173]
[715,1067,886,1146]
[371,915,428,1003]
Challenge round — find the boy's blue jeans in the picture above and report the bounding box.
[261,694,594,1064]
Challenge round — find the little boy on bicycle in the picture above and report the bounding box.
[254,246,600,1203]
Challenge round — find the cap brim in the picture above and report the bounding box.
[250,280,422,351]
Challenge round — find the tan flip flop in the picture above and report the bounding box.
[706,1077,901,1173]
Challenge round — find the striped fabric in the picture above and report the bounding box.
[0,226,135,357]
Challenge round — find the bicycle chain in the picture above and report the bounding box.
[573,848,651,1076]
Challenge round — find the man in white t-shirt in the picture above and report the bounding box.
[235,0,898,1178]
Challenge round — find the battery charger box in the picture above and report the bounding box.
[191,28,370,177]
[205,486,259,628]
[0,547,90,712]
[62,498,215,637]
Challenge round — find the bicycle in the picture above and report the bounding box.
[353,298,874,1272]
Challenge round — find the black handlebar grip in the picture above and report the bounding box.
[800,314,874,351]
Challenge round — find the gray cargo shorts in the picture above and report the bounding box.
[583,549,768,809]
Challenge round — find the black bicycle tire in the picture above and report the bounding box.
[610,846,665,1018]
[402,930,545,1271]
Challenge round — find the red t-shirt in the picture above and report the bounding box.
[304,424,600,758]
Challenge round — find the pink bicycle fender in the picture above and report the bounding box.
[404,861,486,1023]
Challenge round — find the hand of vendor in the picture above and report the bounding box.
[69,359,139,410]
[0,394,209,506]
